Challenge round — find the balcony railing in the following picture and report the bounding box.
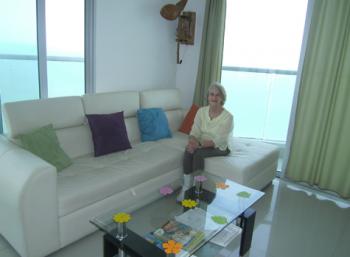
[221,66,297,143]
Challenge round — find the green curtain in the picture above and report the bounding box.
[286,0,350,198]
[193,0,226,106]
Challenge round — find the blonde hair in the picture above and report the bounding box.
[208,82,227,105]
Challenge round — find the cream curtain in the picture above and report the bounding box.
[286,0,350,198]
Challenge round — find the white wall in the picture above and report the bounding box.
[95,0,178,92]
[94,0,205,105]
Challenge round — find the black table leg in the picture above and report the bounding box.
[239,208,256,256]
[104,234,119,257]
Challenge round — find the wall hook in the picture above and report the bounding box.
[177,42,182,64]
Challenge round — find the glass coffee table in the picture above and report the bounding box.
[91,173,264,257]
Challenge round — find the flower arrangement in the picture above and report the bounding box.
[160,185,174,196]
[181,199,197,208]
[162,240,183,255]
[113,212,131,223]
[194,175,207,182]
[216,182,229,189]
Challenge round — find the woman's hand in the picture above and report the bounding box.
[201,140,215,148]
[186,137,200,153]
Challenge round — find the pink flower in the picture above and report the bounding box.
[160,185,174,195]
[194,175,207,182]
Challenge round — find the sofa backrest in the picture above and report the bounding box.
[3,96,93,159]
[2,88,184,159]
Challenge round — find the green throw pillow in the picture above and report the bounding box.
[19,124,72,171]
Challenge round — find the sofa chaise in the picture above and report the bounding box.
[0,88,279,257]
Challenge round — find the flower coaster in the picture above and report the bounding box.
[216,182,229,189]
[163,240,183,255]
[194,175,207,182]
[160,185,174,196]
[113,212,131,223]
[236,191,251,198]
[211,215,228,224]
[181,199,197,208]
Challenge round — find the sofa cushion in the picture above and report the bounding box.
[205,138,279,188]
[82,91,140,143]
[137,108,172,142]
[19,124,72,171]
[178,104,200,134]
[159,131,188,151]
[86,112,131,157]
[57,141,184,216]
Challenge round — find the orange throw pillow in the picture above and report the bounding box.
[178,104,200,134]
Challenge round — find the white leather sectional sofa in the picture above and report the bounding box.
[0,88,279,257]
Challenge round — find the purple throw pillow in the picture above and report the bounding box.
[86,112,131,157]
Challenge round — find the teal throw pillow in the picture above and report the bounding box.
[19,124,72,171]
[137,108,172,142]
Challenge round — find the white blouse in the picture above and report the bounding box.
[190,106,234,150]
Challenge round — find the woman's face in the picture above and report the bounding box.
[208,88,223,107]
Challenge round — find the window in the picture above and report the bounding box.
[222,0,308,142]
[0,0,94,132]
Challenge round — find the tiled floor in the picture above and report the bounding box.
[1,179,349,257]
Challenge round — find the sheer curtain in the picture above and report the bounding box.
[285,0,350,198]
[193,0,226,106]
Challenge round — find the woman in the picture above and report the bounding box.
[177,82,233,201]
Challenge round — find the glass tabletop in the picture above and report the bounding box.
[90,173,264,257]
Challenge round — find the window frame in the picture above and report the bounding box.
[36,0,95,98]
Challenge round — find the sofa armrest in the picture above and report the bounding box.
[0,136,60,257]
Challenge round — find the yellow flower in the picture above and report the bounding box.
[181,199,197,208]
[216,182,229,189]
[113,212,131,223]
[163,239,183,254]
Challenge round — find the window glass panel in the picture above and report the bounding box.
[0,0,38,55]
[222,71,296,141]
[222,70,270,138]
[47,60,85,97]
[0,0,39,132]
[263,75,296,141]
[45,0,85,97]
[223,0,308,70]
[222,0,308,142]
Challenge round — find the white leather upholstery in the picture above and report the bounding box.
[59,169,181,247]
[205,138,279,189]
[57,141,183,216]
[124,117,141,143]
[82,91,139,117]
[0,136,60,257]
[3,97,84,138]
[56,125,94,159]
[140,89,181,110]
[165,109,184,132]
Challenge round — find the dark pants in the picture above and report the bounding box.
[183,147,230,174]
